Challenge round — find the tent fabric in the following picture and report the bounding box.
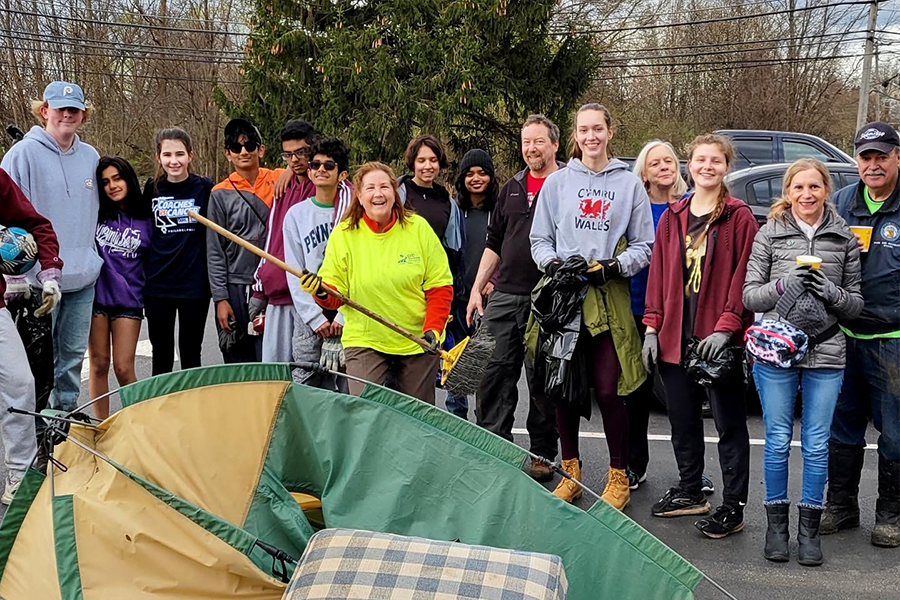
[0,364,703,600]
[283,528,568,600]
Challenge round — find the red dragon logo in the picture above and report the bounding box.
[579,198,611,220]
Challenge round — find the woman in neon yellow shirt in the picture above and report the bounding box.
[299,162,453,404]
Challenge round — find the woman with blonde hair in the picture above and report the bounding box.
[625,140,688,490]
[743,159,862,565]
[643,133,758,538]
[298,162,453,404]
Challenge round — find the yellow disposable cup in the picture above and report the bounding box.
[796,255,822,269]
[849,226,873,252]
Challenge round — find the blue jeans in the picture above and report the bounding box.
[754,363,844,507]
[831,336,900,462]
[445,392,469,420]
[50,285,95,411]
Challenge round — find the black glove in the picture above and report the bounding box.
[803,268,841,305]
[641,331,658,373]
[779,264,810,294]
[696,331,730,361]
[423,330,440,353]
[585,259,621,287]
[544,260,562,278]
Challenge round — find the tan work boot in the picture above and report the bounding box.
[601,467,631,510]
[552,458,583,503]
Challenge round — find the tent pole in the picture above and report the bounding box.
[521,450,603,502]
[64,389,120,420]
[703,572,740,600]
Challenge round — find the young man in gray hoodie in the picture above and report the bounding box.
[1,81,101,412]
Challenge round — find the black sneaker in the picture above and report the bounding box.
[695,504,745,539]
[627,468,647,490]
[701,474,715,495]
[652,487,712,517]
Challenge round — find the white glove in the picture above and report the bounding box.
[319,336,344,371]
[3,275,31,304]
[34,279,60,317]
[247,321,261,336]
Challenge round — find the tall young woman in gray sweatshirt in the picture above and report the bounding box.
[530,103,654,509]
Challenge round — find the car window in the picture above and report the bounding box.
[841,172,860,188]
[783,140,833,163]
[731,138,774,170]
[751,180,772,205]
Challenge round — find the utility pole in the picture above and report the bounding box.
[856,0,880,131]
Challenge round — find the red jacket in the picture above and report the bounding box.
[0,168,63,309]
[643,195,758,365]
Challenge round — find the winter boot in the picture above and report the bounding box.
[764,502,790,562]
[871,457,900,548]
[601,467,631,510]
[797,506,824,566]
[552,458,583,503]
[821,442,864,535]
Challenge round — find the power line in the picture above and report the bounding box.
[0,40,244,65]
[602,28,869,55]
[602,50,874,69]
[0,59,243,85]
[2,28,245,58]
[603,34,869,62]
[0,6,244,36]
[29,0,249,28]
[550,0,871,35]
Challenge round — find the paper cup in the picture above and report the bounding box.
[849,226,873,252]
[796,255,822,269]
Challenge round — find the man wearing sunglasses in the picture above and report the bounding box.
[207,117,283,363]
[283,137,351,388]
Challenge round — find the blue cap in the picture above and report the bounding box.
[43,81,86,111]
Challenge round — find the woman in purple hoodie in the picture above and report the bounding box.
[88,157,152,419]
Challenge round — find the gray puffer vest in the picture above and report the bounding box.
[742,206,863,369]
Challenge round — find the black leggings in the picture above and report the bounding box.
[145,296,210,375]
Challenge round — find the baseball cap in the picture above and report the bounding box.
[43,81,86,111]
[853,121,900,155]
[224,117,262,147]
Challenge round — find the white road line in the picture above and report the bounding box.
[511,428,879,450]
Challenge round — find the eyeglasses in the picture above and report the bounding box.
[281,149,311,160]
[226,140,259,154]
[309,160,337,171]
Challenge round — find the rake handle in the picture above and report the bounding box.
[189,210,438,354]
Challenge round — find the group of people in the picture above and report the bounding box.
[0,81,897,568]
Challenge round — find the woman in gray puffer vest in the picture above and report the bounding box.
[743,159,863,567]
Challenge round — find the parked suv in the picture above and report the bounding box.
[726,162,860,225]
[716,129,854,171]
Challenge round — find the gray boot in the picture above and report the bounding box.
[821,442,864,535]
[871,457,900,548]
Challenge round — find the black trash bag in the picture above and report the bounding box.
[8,294,54,413]
[531,256,591,414]
[682,336,744,388]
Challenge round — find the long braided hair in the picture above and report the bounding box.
[684,133,735,251]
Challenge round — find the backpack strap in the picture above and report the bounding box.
[809,321,840,348]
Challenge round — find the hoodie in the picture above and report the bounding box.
[530,157,654,277]
[1,126,101,292]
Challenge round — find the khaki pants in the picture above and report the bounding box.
[344,347,439,405]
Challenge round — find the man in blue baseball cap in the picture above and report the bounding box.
[1,81,100,413]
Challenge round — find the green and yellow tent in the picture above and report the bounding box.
[0,364,706,599]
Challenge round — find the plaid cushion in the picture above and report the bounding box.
[284,528,568,600]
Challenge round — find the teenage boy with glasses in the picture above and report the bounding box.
[207,117,282,363]
[283,138,351,388]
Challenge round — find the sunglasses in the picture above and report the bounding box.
[226,140,259,153]
[309,160,337,171]
[281,148,311,160]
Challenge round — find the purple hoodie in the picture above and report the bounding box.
[94,211,152,308]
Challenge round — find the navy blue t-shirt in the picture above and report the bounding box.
[143,174,214,299]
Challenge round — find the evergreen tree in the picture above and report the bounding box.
[226,0,598,171]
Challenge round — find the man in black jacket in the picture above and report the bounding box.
[466,114,562,481]
[824,121,900,548]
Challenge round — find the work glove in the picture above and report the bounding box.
[641,330,658,373]
[696,331,731,362]
[586,259,621,287]
[778,264,811,294]
[3,275,30,304]
[544,260,562,278]
[423,330,440,353]
[803,268,841,306]
[34,268,62,317]
[319,336,344,371]
[298,271,323,296]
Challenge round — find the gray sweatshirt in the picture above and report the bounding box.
[1,126,101,292]
[530,157,653,277]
